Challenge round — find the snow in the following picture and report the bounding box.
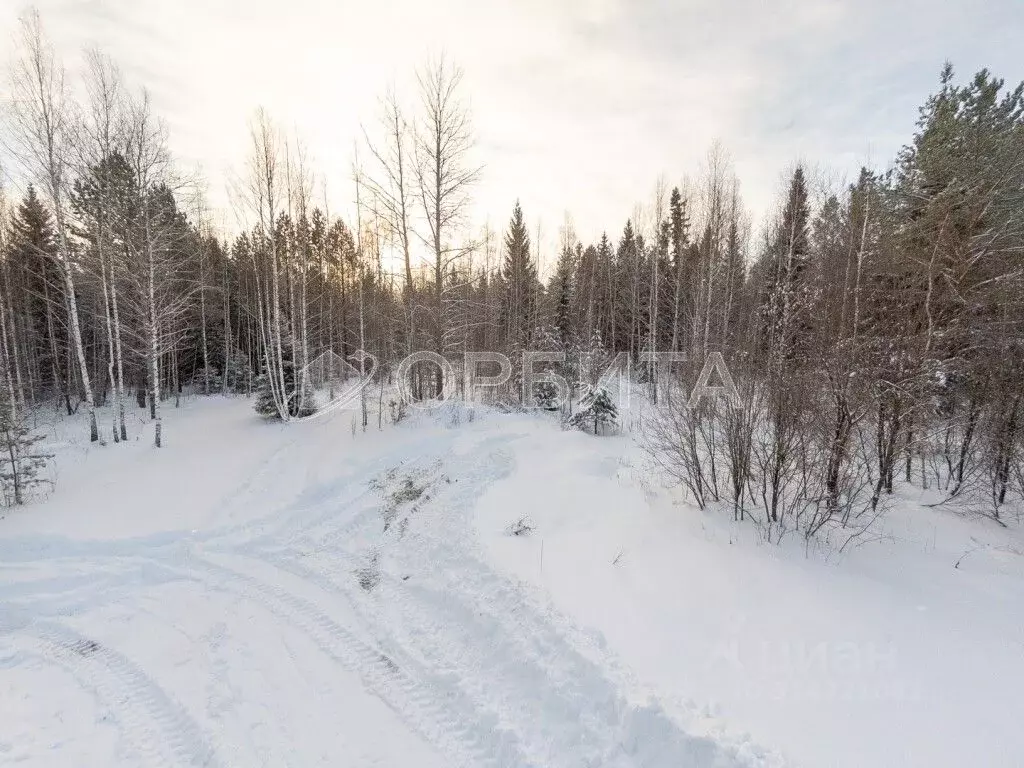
[476,413,1024,768]
[1,396,1022,766]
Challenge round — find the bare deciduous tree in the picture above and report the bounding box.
[413,55,480,395]
[9,11,99,441]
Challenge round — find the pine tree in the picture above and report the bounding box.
[810,193,849,345]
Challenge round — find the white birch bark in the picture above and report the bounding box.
[10,12,98,440]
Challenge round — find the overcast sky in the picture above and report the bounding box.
[2,0,1023,261]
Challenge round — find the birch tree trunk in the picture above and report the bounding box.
[11,12,98,440]
[145,199,162,447]
[414,56,480,397]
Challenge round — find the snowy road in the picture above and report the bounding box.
[0,405,777,767]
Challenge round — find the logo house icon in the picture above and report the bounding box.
[301,350,374,416]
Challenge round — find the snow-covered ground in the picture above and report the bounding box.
[477,414,1024,768]
[1,397,1022,766]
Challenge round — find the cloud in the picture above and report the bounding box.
[2,0,1021,253]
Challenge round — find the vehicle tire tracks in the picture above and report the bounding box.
[181,550,529,768]
[3,620,221,768]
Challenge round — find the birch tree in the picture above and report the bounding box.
[243,110,289,420]
[123,91,196,446]
[75,48,129,441]
[363,88,416,353]
[9,11,99,441]
[414,55,479,395]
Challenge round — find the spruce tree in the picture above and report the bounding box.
[223,353,252,394]
[0,399,53,506]
[7,186,71,409]
[499,201,538,352]
[550,242,575,345]
[615,219,639,356]
[569,385,618,435]
[253,327,316,419]
[758,166,814,366]
[529,325,565,410]
[668,187,692,354]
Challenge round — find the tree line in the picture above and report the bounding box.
[0,11,1021,529]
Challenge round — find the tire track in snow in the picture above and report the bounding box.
[0,413,435,576]
[1,413,782,766]
[0,431,443,623]
[0,559,189,623]
[202,420,456,552]
[261,446,629,765]
[245,431,514,565]
[255,449,581,762]
[227,444,451,555]
[263,443,596,759]
[371,556,770,767]
[3,620,221,768]
[268,435,780,767]
[0,431,480,768]
[182,551,528,768]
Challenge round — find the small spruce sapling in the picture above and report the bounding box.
[568,385,619,435]
[223,353,252,394]
[253,358,317,419]
[190,365,222,394]
[533,379,561,410]
[0,402,53,505]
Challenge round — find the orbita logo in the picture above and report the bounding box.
[295,349,379,419]
[295,349,740,417]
